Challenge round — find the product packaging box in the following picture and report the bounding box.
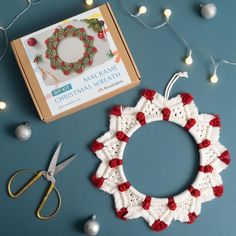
[11,3,140,123]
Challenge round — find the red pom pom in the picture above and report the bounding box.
[45,39,49,45]
[198,139,211,149]
[188,212,198,224]
[51,65,57,70]
[110,105,122,116]
[88,35,94,40]
[199,165,213,173]
[188,186,201,198]
[27,38,37,47]
[61,61,65,66]
[136,112,146,126]
[63,70,70,75]
[88,60,93,66]
[184,118,196,130]
[167,197,177,210]
[116,208,128,220]
[91,140,104,153]
[77,68,83,73]
[141,89,156,101]
[66,25,73,29]
[79,27,85,32]
[218,150,231,165]
[54,28,59,33]
[142,196,151,210]
[118,182,131,192]
[151,219,168,232]
[91,173,105,188]
[181,93,193,105]
[109,158,122,168]
[92,47,97,52]
[97,30,105,39]
[116,131,129,142]
[213,185,224,197]
[162,107,171,121]
[210,115,221,127]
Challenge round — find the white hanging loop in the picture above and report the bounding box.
[0,0,41,61]
[164,72,188,99]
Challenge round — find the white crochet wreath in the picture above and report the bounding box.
[91,78,230,232]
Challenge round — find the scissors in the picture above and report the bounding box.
[7,143,76,220]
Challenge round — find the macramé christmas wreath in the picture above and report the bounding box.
[91,72,230,232]
[45,25,97,75]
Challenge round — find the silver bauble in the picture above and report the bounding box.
[15,123,32,141]
[200,3,217,19]
[84,215,100,236]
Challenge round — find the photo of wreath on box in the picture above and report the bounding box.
[26,18,114,86]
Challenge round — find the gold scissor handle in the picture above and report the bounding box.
[8,169,62,220]
[36,182,61,220]
[8,170,43,198]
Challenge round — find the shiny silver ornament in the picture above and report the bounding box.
[84,215,100,236]
[15,123,32,141]
[200,3,217,19]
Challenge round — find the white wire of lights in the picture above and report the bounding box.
[0,0,41,61]
[209,56,236,84]
[122,0,236,84]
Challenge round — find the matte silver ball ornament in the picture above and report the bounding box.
[15,123,32,141]
[200,3,217,19]
[84,215,100,236]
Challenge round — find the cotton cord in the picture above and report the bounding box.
[91,86,230,231]
[0,0,41,61]
[164,72,188,99]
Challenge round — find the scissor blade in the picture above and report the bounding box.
[47,143,62,175]
[54,155,76,176]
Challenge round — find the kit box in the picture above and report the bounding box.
[11,3,140,123]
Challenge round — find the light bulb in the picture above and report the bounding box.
[138,6,147,15]
[210,74,218,83]
[185,55,193,65]
[164,9,172,19]
[0,101,7,110]
[85,0,93,6]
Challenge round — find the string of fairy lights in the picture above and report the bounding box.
[1,0,236,111]
[121,0,236,85]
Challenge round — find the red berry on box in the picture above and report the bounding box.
[88,35,94,40]
[92,47,97,52]
[77,68,83,73]
[27,38,37,47]
[64,70,70,75]
[97,31,105,39]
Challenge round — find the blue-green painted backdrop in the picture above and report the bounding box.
[0,0,236,235]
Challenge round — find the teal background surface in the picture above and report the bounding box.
[0,0,236,235]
